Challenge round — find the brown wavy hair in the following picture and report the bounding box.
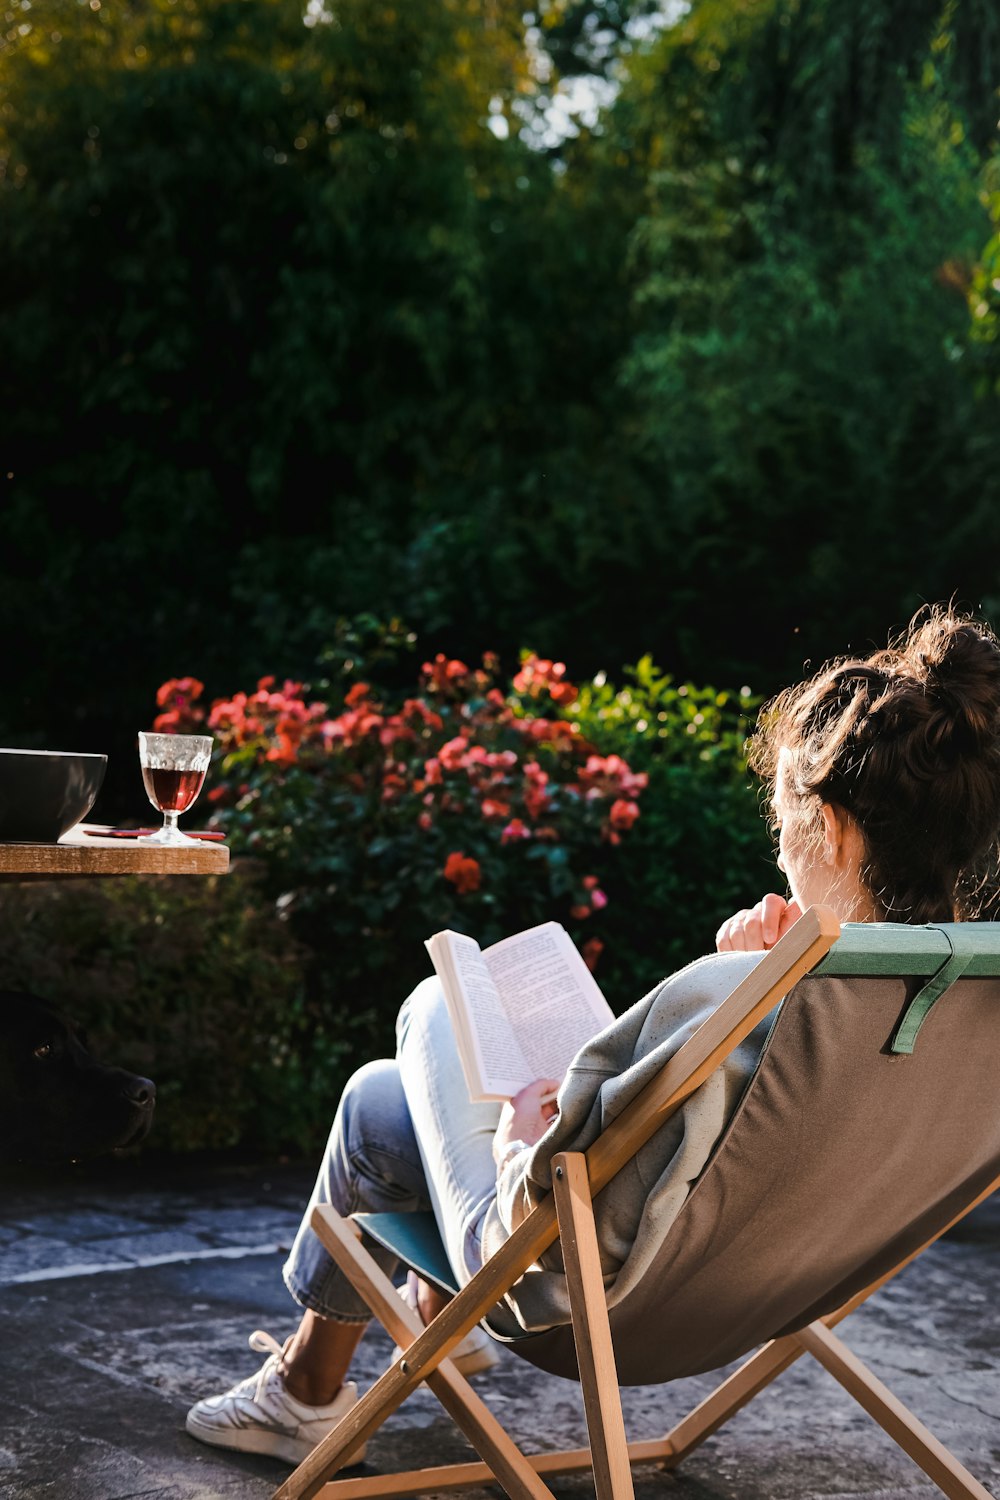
[748,605,1000,923]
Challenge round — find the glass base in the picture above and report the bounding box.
[136,823,199,846]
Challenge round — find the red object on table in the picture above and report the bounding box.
[85,827,227,841]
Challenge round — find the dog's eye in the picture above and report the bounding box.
[33,1042,53,1060]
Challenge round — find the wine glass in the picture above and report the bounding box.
[137,732,214,845]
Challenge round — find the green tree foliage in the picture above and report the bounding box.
[600,0,1000,676]
[1,0,999,808]
[1,0,615,764]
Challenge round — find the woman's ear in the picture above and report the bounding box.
[819,804,839,865]
[819,802,858,869]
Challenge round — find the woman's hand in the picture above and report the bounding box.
[716,894,803,953]
[492,1077,561,1167]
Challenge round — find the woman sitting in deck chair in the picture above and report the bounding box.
[186,602,1000,1468]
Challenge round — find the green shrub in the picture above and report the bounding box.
[564,657,773,1002]
[0,866,361,1155]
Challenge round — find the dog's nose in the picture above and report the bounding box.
[123,1077,156,1108]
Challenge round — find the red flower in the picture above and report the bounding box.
[580,754,649,798]
[156,676,205,709]
[480,798,511,821]
[522,760,550,820]
[513,654,577,706]
[422,654,469,693]
[403,698,444,732]
[345,682,370,707]
[439,736,468,771]
[265,732,299,765]
[570,904,591,920]
[443,851,481,894]
[501,818,531,844]
[609,798,640,831]
[154,676,206,731]
[582,938,604,972]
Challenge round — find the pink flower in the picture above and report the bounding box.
[501,818,531,844]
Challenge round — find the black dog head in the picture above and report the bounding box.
[0,991,156,1164]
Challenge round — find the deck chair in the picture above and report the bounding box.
[273,906,1000,1500]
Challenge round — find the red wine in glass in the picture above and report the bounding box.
[141,764,206,814]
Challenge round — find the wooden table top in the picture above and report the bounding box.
[0,824,230,878]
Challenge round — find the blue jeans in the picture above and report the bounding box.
[283,977,502,1323]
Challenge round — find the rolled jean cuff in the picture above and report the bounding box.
[282,1219,401,1323]
[282,1266,373,1325]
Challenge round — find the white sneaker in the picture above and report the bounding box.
[185,1329,367,1467]
[390,1271,499,1377]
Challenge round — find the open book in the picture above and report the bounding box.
[425,921,616,1102]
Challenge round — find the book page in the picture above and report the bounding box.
[426,930,533,1100]
[483,923,615,1085]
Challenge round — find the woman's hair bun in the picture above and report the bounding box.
[897,606,1000,754]
[750,602,1000,922]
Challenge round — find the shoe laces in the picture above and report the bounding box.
[247,1329,286,1408]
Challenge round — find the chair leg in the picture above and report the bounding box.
[795,1321,995,1500]
[275,1204,559,1500]
[311,1441,673,1499]
[552,1152,635,1500]
[658,1332,806,1469]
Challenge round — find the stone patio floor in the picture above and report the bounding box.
[0,1155,997,1500]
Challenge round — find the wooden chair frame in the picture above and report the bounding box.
[274,907,998,1500]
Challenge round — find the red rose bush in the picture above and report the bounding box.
[153,653,647,1002]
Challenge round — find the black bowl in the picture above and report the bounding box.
[0,749,108,844]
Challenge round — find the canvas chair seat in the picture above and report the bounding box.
[274,908,1000,1500]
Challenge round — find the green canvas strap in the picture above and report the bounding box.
[889,930,974,1055]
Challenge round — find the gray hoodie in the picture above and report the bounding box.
[480,948,772,1335]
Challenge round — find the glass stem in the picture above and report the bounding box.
[163,809,180,835]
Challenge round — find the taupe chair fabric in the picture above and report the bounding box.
[517,970,1000,1385]
[274,908,1000,1500]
